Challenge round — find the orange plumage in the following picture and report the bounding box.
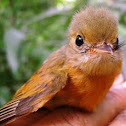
[0,7,123,125]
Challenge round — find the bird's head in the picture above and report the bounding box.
[66,7,122,76]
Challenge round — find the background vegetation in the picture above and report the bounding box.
[0,0,126,106]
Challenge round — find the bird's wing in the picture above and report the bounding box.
[0,69,67,124]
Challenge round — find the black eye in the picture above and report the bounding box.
[75,35,84,46]
[116,38,119,45]
[113,38,119,50]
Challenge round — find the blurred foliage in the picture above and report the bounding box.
[0,0,126,106]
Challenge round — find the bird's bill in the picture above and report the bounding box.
[89,43,113,55]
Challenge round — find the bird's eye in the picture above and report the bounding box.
[116,38,119,45]
[113,38,119,50]
[75,35,84,46]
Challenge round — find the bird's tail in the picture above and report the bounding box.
[0,99,20,125]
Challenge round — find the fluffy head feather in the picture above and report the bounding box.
[66,7,122,76]
[69,7,118,44]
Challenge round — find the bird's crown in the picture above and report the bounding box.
[69,7,118,44]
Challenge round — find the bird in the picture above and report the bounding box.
[0,7,123,125]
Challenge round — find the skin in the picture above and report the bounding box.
[6,75,126,126]
[0,7,124,125]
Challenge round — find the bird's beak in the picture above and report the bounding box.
[93,43,113,55]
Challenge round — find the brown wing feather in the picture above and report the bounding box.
[0,71,67,125]
[0,46,66,125]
